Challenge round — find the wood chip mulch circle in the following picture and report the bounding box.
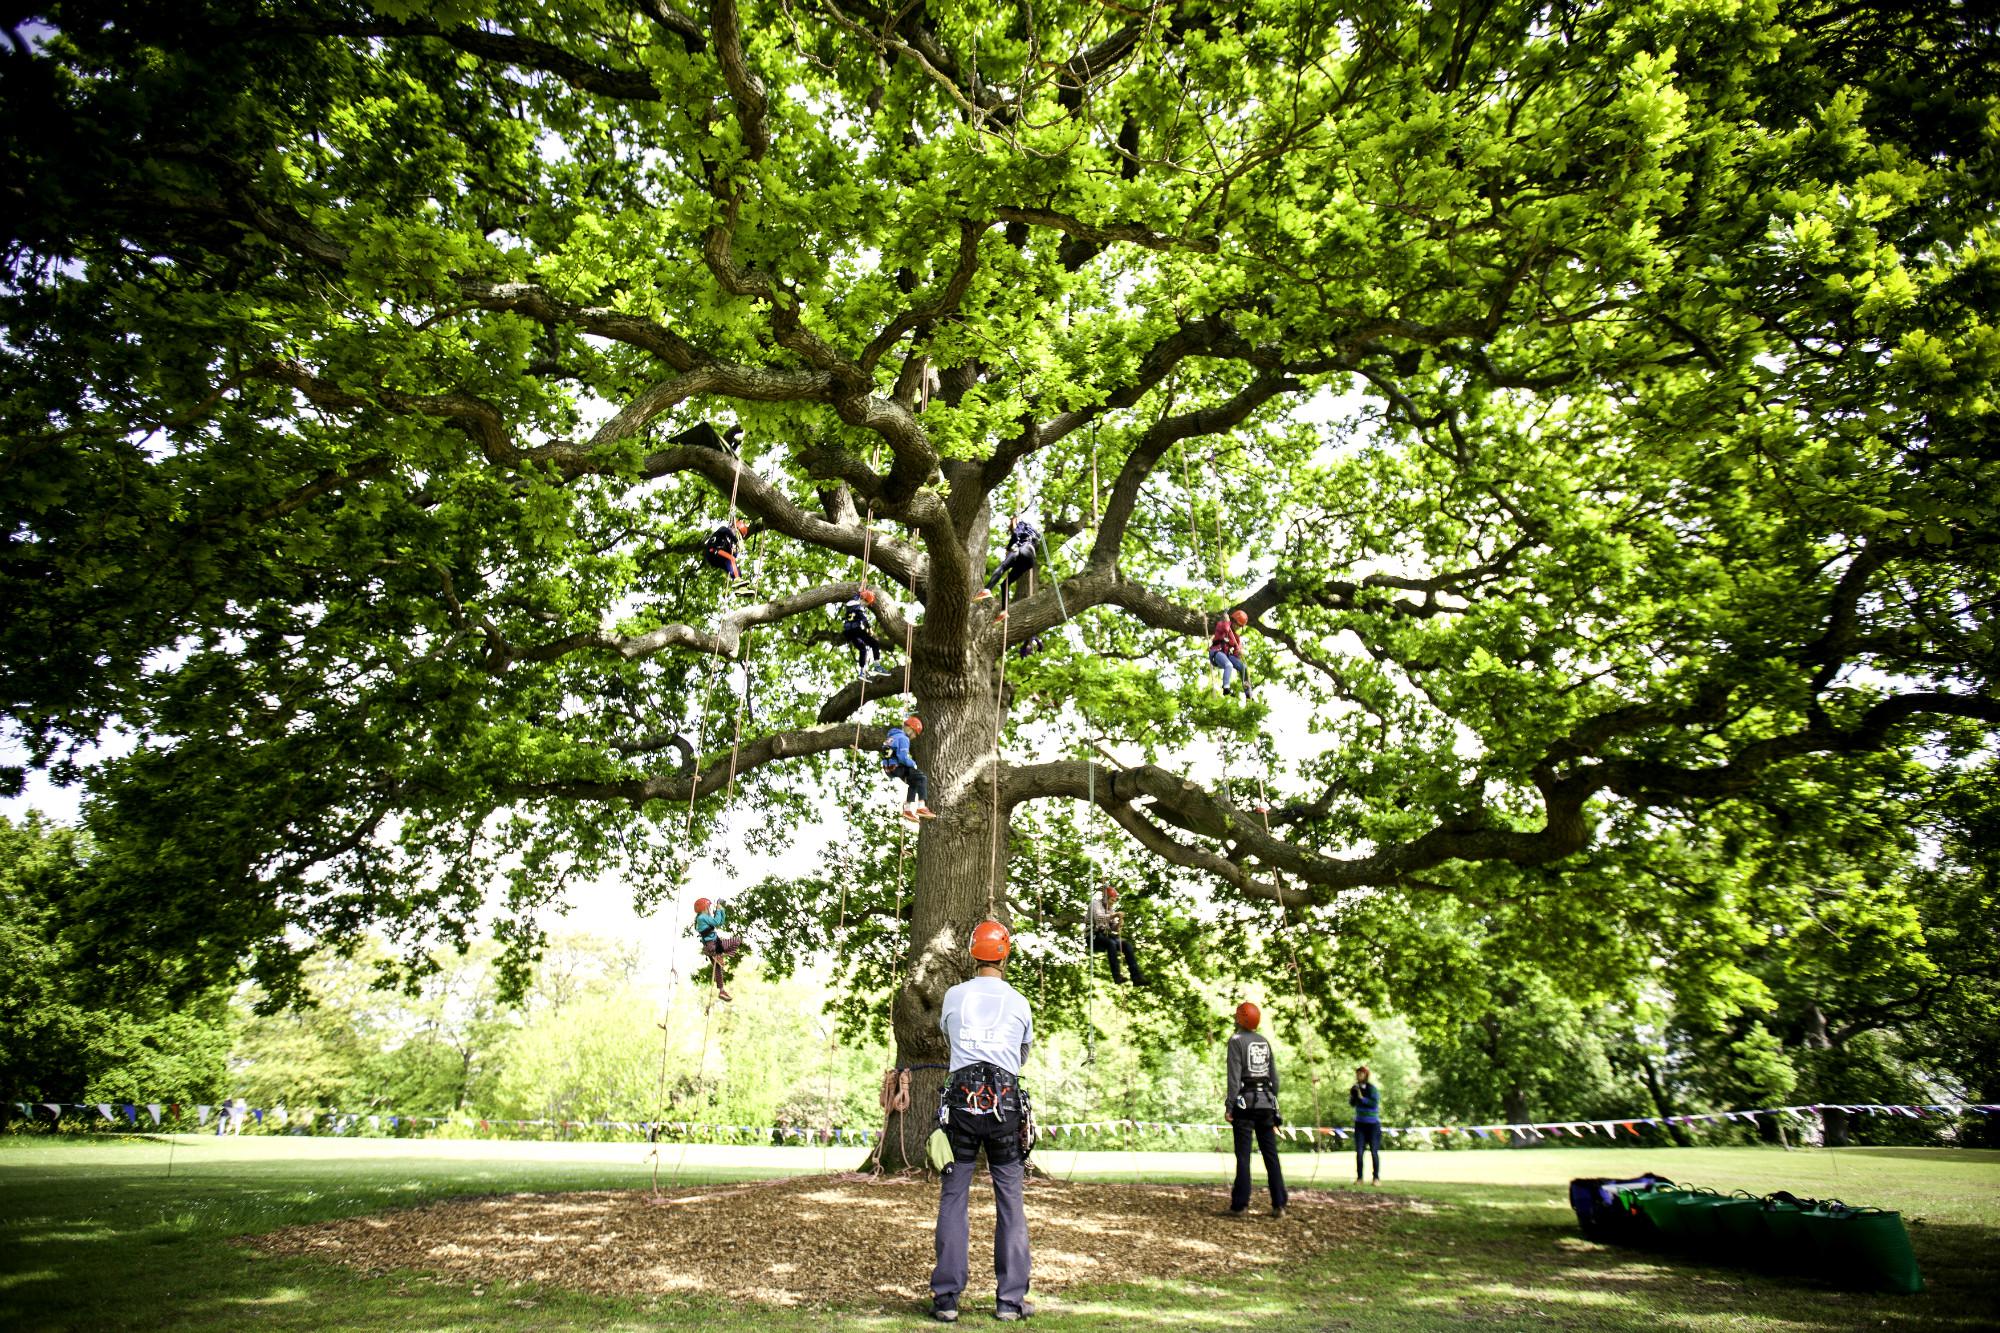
[246,1171,1402,1311]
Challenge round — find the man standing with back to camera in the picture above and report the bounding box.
[1226,1000,1288,1218]
[931,920,1035,1322]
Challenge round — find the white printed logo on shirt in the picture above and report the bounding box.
[1247,1040,1272,1078]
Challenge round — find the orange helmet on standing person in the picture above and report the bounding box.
[1235,1001,1261,1030]
[970,920,1012,963]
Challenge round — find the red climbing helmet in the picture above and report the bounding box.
[694,898,712,914]
[904,715,924,736]
[1230,609,1249,627]
[859,587,876,604]
[1235,1001,1261,1030]
[734,518,751,534]
[970,920,1012,963]
[1103,885,1120,900]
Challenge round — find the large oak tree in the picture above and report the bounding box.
[3,0,1995,1164]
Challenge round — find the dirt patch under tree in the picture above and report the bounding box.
[247,1171,1403,1313]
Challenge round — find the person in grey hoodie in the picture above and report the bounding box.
[1225,1001,1288,1217]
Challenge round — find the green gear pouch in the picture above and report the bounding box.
[927,1127,955,1171]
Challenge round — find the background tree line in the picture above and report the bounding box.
[7,807,1991,1146]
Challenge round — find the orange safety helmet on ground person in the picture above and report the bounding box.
[1235,1001,1261,1030]
[694,898,712,914]
[1230,609,1249,627]
[904,715,924,735]
[970,920,1012,963]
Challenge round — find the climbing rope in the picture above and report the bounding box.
[822,856,852,1173]
[1177,440,1206,580]
[648,446,755,1194]
[985,615,1011,920]
[668,994,719,1191]
[1255,771,1324,1138]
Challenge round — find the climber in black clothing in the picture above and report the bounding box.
[703,518,751,583]
[840,587,894,677]
[975,515,1039,620]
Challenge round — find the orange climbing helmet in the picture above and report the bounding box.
[858,587,876,604]
[970,920,1012,963]
[1230,608,1249,627]
[1235,1001,1261,1030]
[734,518,751,534]
[904,715,924,736]
[1103,885,1120,900]
[694,897,712,914]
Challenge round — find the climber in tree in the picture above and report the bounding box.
[840,587,894,678]
[693,897,747,1002]
[1088,885,1146,986]
[1210,608,1252,696]
[882,715,937,821]
[702,517,752,585]
[974,514,1039,620]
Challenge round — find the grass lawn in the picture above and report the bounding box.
[3,1135,1995,1330]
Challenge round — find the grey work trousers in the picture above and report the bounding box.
[931,1112,1030,1316]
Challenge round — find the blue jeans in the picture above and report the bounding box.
[1209,649,1246,692]
[1354,1121,1382,1180]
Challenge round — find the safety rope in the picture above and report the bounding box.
[669,993,719,1190]
[1177,440,1206,580]
[1089,422,1100,528]
[985,635,1008,919]
[850,503,878,755]
[823,863,851,1175]
[1206,442,1228,586]
[650,444,751,1195]
[1256,771,1323,1137]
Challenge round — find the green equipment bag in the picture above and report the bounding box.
[1803,1202,1924,1294]
[926,1127,955,1171]
[1631,1184,1691,1240]
[1665,1186,1728,1246]
[1760,1191,1818,1269]
[1707,1190,1768,1248]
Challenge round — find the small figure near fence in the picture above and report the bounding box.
[1350,1065,1383,1185]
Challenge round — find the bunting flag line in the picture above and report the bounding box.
[4,1099,1996,1146]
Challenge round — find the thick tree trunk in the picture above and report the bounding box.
[1638,1053,1691,1147]
[873,629,1014,1173]
[1802,1003,1849,1147]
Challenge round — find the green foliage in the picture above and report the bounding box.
[0,0,1994,1122]
[0,815,230,1106]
